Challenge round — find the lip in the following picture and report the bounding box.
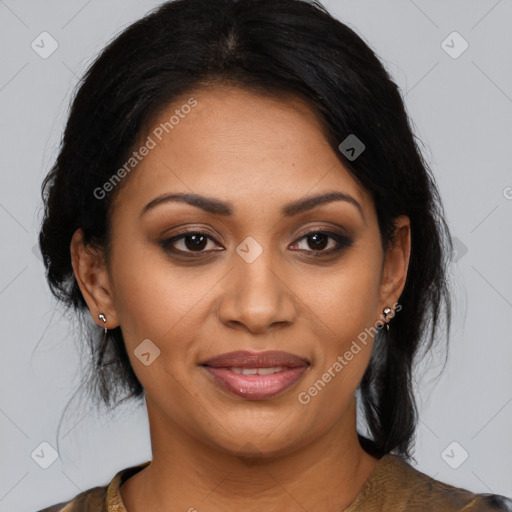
[200,350,310,369]
[200,350,310,400]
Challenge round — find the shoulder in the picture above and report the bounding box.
[34,484,108,512]
[463,495,512,512]
[35,460,151,512]
[372,453,512,511]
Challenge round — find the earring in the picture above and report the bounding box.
[98,313,107,334]
[382,307,392,333]
[97,313,108,367]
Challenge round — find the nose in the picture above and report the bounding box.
[217,244,297,335]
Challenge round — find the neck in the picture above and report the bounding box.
[120,397,380,512]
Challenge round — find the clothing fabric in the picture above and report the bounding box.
[36,454,512,511]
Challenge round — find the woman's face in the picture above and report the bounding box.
[74,85,410,457]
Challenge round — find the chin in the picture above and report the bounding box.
[202,420,310,460]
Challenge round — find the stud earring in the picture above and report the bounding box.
[97,313,109,367]
[98,313,107,334]
[382,307,392,333]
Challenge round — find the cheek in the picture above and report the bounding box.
[293,253,381,393]
[109,237,213,338]
[297,254,382,335]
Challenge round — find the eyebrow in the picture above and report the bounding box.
[140,191,365,222]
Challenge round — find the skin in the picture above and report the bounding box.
[70,85,411,511]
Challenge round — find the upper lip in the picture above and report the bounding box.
[200,350,310,369]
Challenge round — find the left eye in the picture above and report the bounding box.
[161,230,352,256]
[292,231,350,253]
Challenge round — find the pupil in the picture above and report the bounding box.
[186,234,207,251]
[309,233,328,250]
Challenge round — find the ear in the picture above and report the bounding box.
[70,228,119,330]
[378,215,411,317]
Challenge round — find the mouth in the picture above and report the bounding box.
[200,350,310,400]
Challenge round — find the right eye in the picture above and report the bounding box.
[160,231,223,256]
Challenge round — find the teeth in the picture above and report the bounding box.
[229,366,285,375]
[257,367,284,375]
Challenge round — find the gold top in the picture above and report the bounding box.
[37,454,512,511]
[107,460,150,511]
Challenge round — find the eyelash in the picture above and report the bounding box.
[160,229,353,258]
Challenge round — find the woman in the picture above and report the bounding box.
[36,0,512,510]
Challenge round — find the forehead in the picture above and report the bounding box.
[111,85,372,218]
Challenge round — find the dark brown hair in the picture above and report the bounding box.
[39,0,453,460]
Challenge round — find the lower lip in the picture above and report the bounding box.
[202,366,309,400]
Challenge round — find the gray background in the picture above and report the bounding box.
[0,0,511,510]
